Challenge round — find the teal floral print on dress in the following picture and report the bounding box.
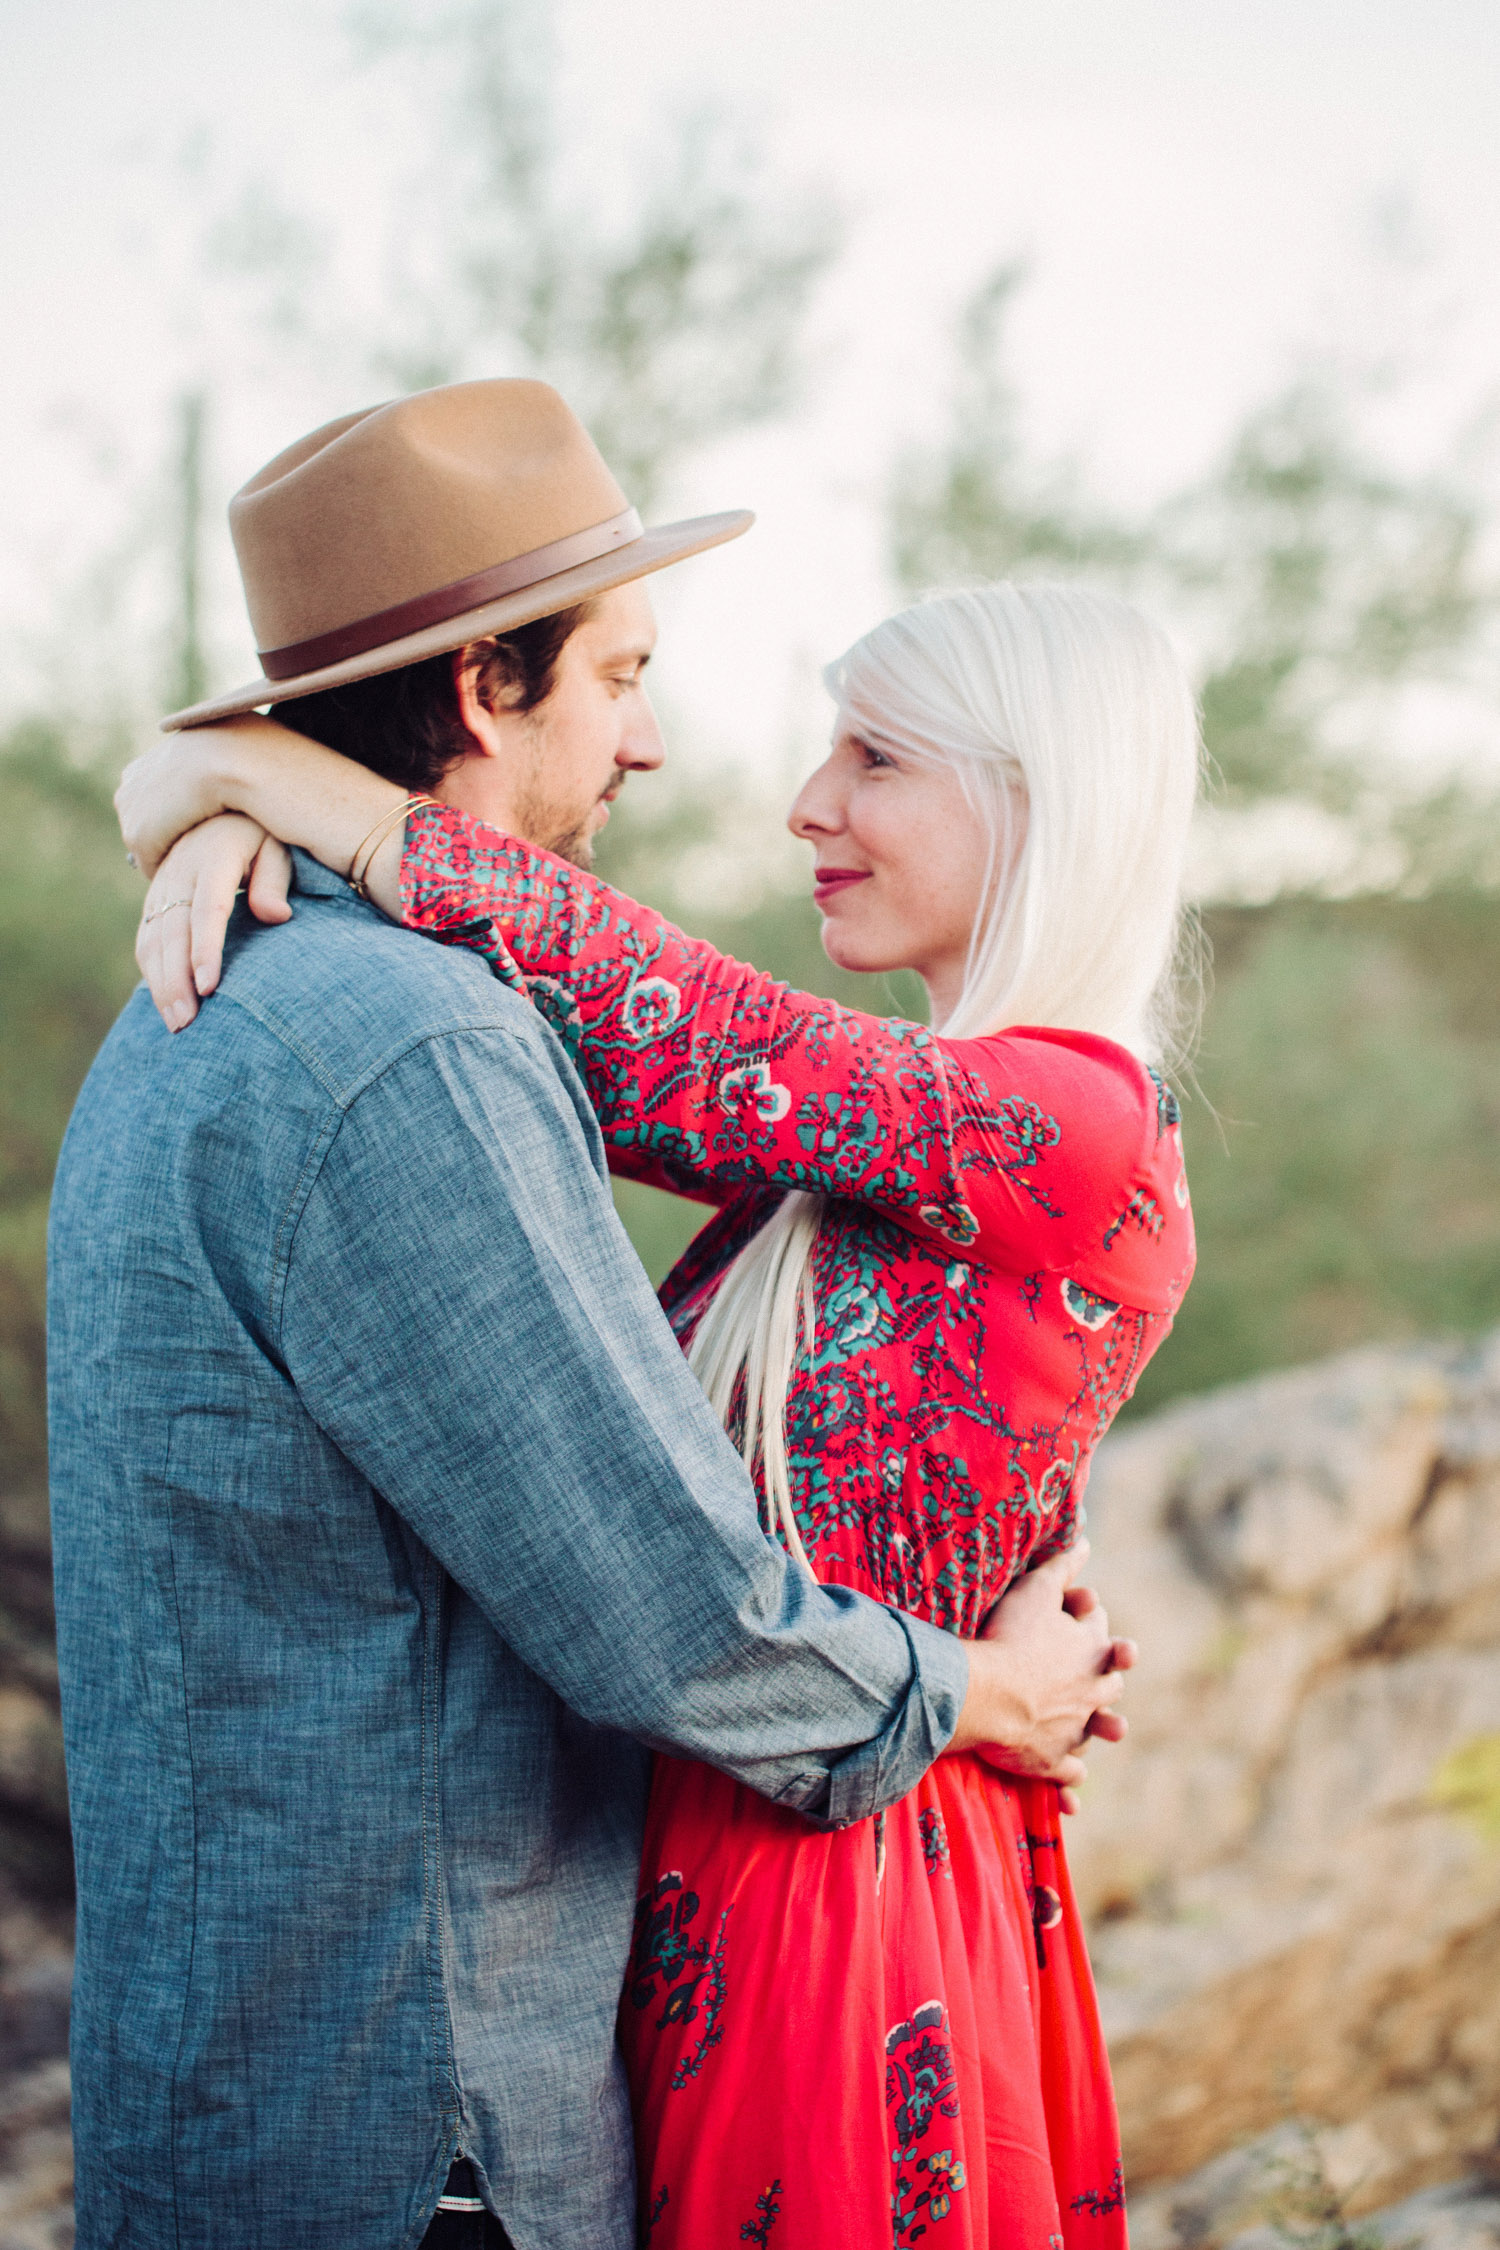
[719,1060,793,1123]
[628,1872,732,2090]
[919,1807,953,1880]
[740,2180,783,2243]
[397,806,1194,1665]
[887,2001,967,2242]
[1072,2165,1126,2218]
[621,973,683,1044]
[397,803,1196,2250]
[1060,1278,1119,1331]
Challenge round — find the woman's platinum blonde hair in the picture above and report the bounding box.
[688,582,1202,1565]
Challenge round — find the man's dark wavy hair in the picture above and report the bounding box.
[276,601,596,793]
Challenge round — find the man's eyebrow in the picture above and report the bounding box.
[597,641,654,670]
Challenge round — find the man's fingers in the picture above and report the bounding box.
[1063,1582,1100,1618]
[1057,1785,1081,1817]
[1051,1753,1087,1790]
[1085,1709,1128,1744]
[1106,1636,1138,1673]
[1028,1538,1090,1599]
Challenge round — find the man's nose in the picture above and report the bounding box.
[621,692,666,773]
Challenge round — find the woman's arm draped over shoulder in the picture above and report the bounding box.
[400,803,1195,1310]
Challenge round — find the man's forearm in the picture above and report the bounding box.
[279,1012,969,1822]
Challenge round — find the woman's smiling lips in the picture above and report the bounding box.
[813,866,872,906]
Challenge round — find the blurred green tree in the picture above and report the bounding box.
[894,265,1500,853]
[212,0,839,514]
[0,723,141,1492]
[890,265,1144,591]
[1131,897,1500,1414]
[16,98,1500,1471]
[0,720,141,1891]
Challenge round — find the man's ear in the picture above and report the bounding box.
[452,646,508,760]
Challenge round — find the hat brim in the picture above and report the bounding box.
[161,507,754,731]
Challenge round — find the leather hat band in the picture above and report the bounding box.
[258,506,644,681]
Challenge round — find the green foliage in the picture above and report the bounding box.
[891,266,1143,592]
[0,722,143,1485]
[1256,2120,1391,2250]
[1429,1732,1500,1844]
[244,0,840,515]
[15,60,1500,1487]
[891,268,1500,881]
[8,723,1500,1483]
[1132,896,1500,1414]
[1162,382,1490,815]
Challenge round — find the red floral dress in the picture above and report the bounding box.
[399,806,1195,2250]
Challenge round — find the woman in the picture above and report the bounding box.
[125,582,1198,2249]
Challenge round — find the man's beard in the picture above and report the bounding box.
[516,781,622,872]
[546,817,597,871]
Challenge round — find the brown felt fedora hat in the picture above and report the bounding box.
[161,378,753,730]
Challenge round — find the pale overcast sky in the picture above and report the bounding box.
[3,0,1498,770]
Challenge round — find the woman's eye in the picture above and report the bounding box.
[859,743,893,770]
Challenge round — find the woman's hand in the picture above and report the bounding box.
[116,719,271,879]
[122,710,423,1027]
[137,816,293,1031]
[116,713,406,899]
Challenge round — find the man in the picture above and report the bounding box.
[53,379,1127,2249]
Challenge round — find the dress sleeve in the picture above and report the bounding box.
[399,804,1195,1310]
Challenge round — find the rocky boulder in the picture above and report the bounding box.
[1073,1332,1500,2228]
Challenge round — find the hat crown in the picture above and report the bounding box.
[229,379,630,656]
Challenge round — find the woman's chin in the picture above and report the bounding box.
[819,925,905,978]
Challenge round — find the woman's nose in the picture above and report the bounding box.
[789,758,845,839]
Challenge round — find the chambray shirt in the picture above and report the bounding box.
[47,854,967,2250]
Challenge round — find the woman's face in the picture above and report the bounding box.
[789,728,1006,1024]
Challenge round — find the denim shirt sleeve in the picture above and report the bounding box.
[277,1017,968,1827]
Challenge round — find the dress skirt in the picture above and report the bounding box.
[620,1748,1128,2250]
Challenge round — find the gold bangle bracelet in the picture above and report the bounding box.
[347,795,440,899]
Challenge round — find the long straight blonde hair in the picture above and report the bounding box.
[688,583,1202,1564]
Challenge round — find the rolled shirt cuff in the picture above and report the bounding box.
[757,1609,969,1832]
[825,1610,970,1828]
